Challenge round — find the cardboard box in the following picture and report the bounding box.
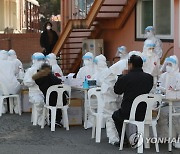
[68,98,83,126]
[21,89,32,112]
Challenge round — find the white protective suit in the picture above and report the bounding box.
[23,52,45,126]
[92,54,108,83]
[157,56,180,147]
[76,52,95,80]
[99,69,119,144]
[143,26,163,58]
[0,50,21,113]
[142,40,160,84]
[91,55,119,144]
[46,53,63,77]
[8,49,24,80]
[110,46,129,78]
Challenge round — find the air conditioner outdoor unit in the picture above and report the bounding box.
[82,39,104,56]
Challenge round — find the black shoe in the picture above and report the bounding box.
[113,142,120,147]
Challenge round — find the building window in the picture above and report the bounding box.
[136,0,174,40]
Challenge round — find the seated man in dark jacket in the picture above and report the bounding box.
[112,55,153,144]
[32,63,67,127]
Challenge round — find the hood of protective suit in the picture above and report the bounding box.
[8,49,17,60]
[145,26,155,39]
[46,53,57,65]
[0,50,8,60]
[94,54,107,68]
[83,52,94,66]
[31,52,45,69]
[143,40,156,57]
[164,55,179,74]
[117,46,128,59]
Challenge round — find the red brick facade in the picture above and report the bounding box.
[0,33,42,63]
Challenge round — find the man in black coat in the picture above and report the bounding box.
[112,55,153,143]
[40,22,58,56]
[32,63,67,126]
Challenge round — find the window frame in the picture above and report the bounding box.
[136,0,174,40]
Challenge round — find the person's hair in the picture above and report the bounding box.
[128,55,143,68]
[40,63,52,70]
[44,21,52,30]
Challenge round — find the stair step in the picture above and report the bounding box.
[99,10,122,13]
[60,57,77,60]
[60,52,81,55]
[65,42,82,44]
[62,47,82,49]
[68,36,88,38]
[72,29,95,32]
[102,4,126,6]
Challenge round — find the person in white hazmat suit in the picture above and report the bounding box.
[143,26,163,58]
[157,55,180,148]
[76,52,95,80]
[46,53,63,78]
[142,40,160,84]
[23,52,45,126]
[92,54,119,144]
[110,46,129,78]
[8,49,24,80]
[0,50,21,113]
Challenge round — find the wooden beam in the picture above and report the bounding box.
[86,0,105,27]
[114,0,137,29]
[52,20,73,55]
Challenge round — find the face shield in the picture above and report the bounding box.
[46,53,57,65]
[117,46,127,59]
[31,53,45,69]
[82,53,94,66]
[165,57,177,73]
[144,42,155,56]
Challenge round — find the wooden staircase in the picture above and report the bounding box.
[53,0,137,75]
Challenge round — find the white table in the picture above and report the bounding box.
[71,86,89,129]
[163,98,180,151]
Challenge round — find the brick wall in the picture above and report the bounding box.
[0,33,42,63]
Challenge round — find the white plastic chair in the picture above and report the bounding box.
[119,94,162,153]
[88,87,105,143]
[41,84,71,131]
[0,82,21,116]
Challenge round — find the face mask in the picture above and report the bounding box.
[46,26,51,30]
[145,31,153,38]
[146,50,152,56]
[166,65,172,73]
[84,59,91,66]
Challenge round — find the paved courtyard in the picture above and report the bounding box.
[0,113,179,154]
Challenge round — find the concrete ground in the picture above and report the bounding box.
[0,113,179,154]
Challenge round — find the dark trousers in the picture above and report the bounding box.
[112,109,145,140]
[112,109,128,139]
